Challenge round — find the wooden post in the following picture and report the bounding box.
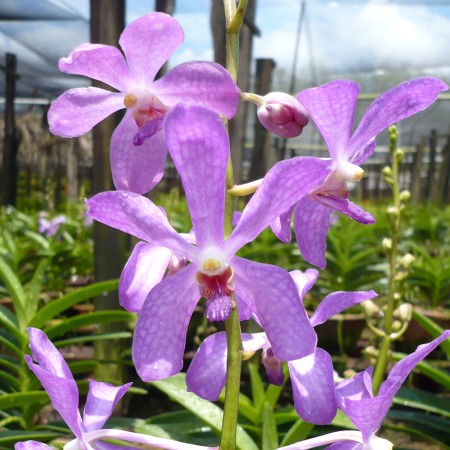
[90,0,128,384]
[249,58,275,181]
[2,53,19,206]
[411,136,426,206]
[425,129,437,201]
[435,129,450,205]
[210,0,258,183]
[155,0,175,78]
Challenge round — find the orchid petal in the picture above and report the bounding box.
[83,380,132,432]
[310,290,378,327]
[262,347,285,385]
[27,328,73,380]
[297,80,360,160]
[233,257,317,361]
[119,242,173,313]
[132,264,200,381]
[87,191,197,261]
[119,13,184,86]
[350,77,449,155]
[58,43,134,92]
[290,269,319,301]
[226,157,332,256]
[48,88,124,138]
[288,348,337,425]
[187,332,268,401]
[379,330,450,399]
[317,195,375,224]
[133,117,164,146]
[325,442,362,450]
[110,112,166,194]
[271,205,294,243]
[335,367,374,404]
[294,196,333,269]
[25,355,83,438]
[186,331,227,401]
[153,62,238,119]
[165,104,228,247]
[349,139,376,166]
[15,442,53,450]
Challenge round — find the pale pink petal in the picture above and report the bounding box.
[83,380,132,432]
[119,13,184,86]
[226,157,332,256]
[110,112,166,194]
[132,264,200,381]
[119,242,173,313]
[58,43,134,92]
[294,196,333,269]
[48,88,124,138]
[233,257,317,361]
[153,62,238,119]
[165,104,228,247]
[86,191,198,261]
[288,348,337,425]
[297,81,360,160]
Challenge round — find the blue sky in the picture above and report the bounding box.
[1,0,450,97]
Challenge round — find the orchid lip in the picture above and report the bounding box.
[198,247,229,276]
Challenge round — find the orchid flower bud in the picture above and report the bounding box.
[243,91,309,137]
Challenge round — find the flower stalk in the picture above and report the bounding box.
[372,125,402,393]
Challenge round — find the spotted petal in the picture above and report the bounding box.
[132,264,200,381]
[297,80,360,161]
[165,104,228,248]
[48,88,124,138]
[233,257,316,361]
[87,190,197,261]
[288,348,337,425]
[58,43,134,92]
[119,13,184,86]
[110,112,167,194]
[153,62,238,119]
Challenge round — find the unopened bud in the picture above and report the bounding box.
[389,125,399,141]
[382,237,392,252]
[394,303,412,322]
[395,148,405,163]
[392,320,402,332]
[257,92,309,138]
[382,166,392,177]
[400,253,415,268]
[387,206,399,218]
[399,190,411,203]
[393,292,401,301]
[361,300,380,317]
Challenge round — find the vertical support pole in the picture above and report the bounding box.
[90,0,128,384]
[411,136,425,206]
[2,53,18,206]
[249,58,275,181]
[425,129,437,201]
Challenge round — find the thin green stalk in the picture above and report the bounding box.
[219,1,247,448]
[372,127,401,393]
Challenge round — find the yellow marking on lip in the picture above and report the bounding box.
[124,93,137,108]
[202,258,222,272]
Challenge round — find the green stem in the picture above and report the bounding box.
[372,127,401,393]
[219,1,247,448]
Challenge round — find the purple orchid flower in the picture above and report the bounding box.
[87,104,332,382]
[276,330,450,450]
[38,212,66,237]
[48,12,238,195]
[186,269,377,425]
[17,328,218,450]
[271,77,448,269]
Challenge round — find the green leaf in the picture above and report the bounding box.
[25,259,48,321]
[248,362,265,412]
[394,387,450,418]
[29,279,119,329]
[0,430,61,445]
[53,331,131,347]
[0,304,21,341]
[152,373,259,450]
[0,391,49,410]
[383,422,450,449]
[43,310,133,339]
[0,255,26,327]
[0,370,20,391]
[262,401,278,450]
[411,309,450,357]
[280,419,314,446]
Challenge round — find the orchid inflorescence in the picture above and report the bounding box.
[17,9,449,450]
